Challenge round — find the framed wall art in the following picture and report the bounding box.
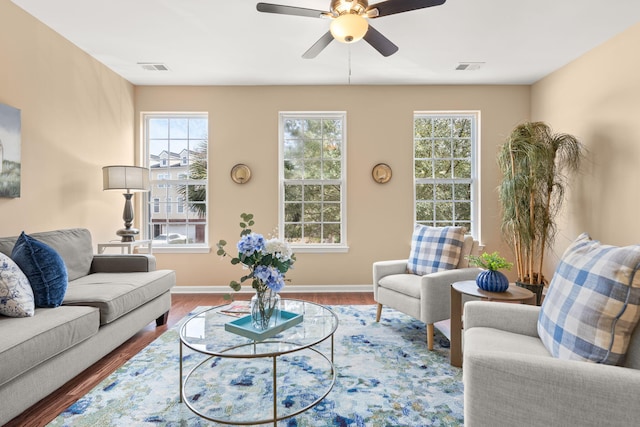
[0,103,21,198]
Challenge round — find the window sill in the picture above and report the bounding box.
[140,246,211,254]
[290,244,349,254]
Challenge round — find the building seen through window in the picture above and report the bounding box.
[144,114,208,247]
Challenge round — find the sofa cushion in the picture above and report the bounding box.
[0,305,99,387]
[456,235,477,269]
[27,229,93,281]
[537,233,640,365]
[465,326,552,359]
[378,273,422,298]
[0,229,93,281]
[63,270,175,325]
[11,232,68,308]
[407,224,465,275]
[0,237,15,258]
[0,253,34,317]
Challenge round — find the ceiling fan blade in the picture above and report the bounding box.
[302,31,334,59]
[256,3,327,18]
[368,0,446,18]
[363,25,399,57]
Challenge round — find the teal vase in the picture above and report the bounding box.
[476,270,509,292]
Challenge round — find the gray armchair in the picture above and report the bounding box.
[373,235,481,350]
[463,301,640,426]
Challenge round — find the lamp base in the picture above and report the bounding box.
[117,228,139,243]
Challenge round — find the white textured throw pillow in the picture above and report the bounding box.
[0,252,35,317]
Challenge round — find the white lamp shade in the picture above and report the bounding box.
[330,14,369,43]
[103,165,149,192]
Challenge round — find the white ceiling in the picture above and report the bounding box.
[10,0,640,86]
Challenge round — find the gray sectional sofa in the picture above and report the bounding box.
[0,228,175,425]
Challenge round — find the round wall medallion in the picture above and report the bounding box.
[230,164,251,184]
[372,163,392,184]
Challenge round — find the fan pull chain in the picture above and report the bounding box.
[348,45,352,84]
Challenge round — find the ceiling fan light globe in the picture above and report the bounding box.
[330,14,368,44]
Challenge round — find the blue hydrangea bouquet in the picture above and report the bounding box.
[216,213,296,329]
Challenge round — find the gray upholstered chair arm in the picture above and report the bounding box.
[373,260,408,298]
[464,300,540,337]
[464,350,640,426]
[420,267,482,323]
[90,254,157,273]
[373,259,408,281]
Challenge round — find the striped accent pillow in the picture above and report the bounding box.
[407,225,465,276]
[537,233,640,365]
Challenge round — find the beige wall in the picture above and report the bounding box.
[531,22,640,275]
[2,1,535,289]
[0,2,135,243]
[136,85,529,287]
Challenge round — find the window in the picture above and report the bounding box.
[157,173,169,188]
[279,112,347,252]
[143,113,208,249]
[414,112,478,237]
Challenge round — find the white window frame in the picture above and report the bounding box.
[141,112,209,253]
[413,111,480,240]
[278,111,348,253]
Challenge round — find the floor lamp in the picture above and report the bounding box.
[102,165,150,242]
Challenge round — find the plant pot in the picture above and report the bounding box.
[515,281,544,306]
[476,270,509,293]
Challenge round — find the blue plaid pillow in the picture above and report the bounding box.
[538,233,640,365]
[407,225,465,275]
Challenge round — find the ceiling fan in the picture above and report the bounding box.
[257,0,446,58]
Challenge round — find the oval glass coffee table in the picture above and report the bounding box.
[179,299,339,426]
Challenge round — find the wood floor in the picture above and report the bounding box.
[6,292,375,427]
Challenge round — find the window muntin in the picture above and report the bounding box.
[279,112,346,249]
[414,112,478,237]
[143,113,208,247]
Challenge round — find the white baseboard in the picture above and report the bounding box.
[171,284,373,294]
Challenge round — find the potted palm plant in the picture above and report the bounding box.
[497,121,584,304]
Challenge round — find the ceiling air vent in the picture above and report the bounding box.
[138,63,169,71]
[456,62,484,71]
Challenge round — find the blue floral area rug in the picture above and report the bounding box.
[48,305,463,426]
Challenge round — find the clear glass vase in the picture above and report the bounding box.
[250,288,281,330]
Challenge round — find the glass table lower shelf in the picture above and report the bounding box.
[179,299,339,426]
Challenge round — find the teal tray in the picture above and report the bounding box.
[224,310,303,341]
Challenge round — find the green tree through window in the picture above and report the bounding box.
[280,112,346,247]
[414,113,478,237]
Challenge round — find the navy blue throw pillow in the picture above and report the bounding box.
[11,232,68,308]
